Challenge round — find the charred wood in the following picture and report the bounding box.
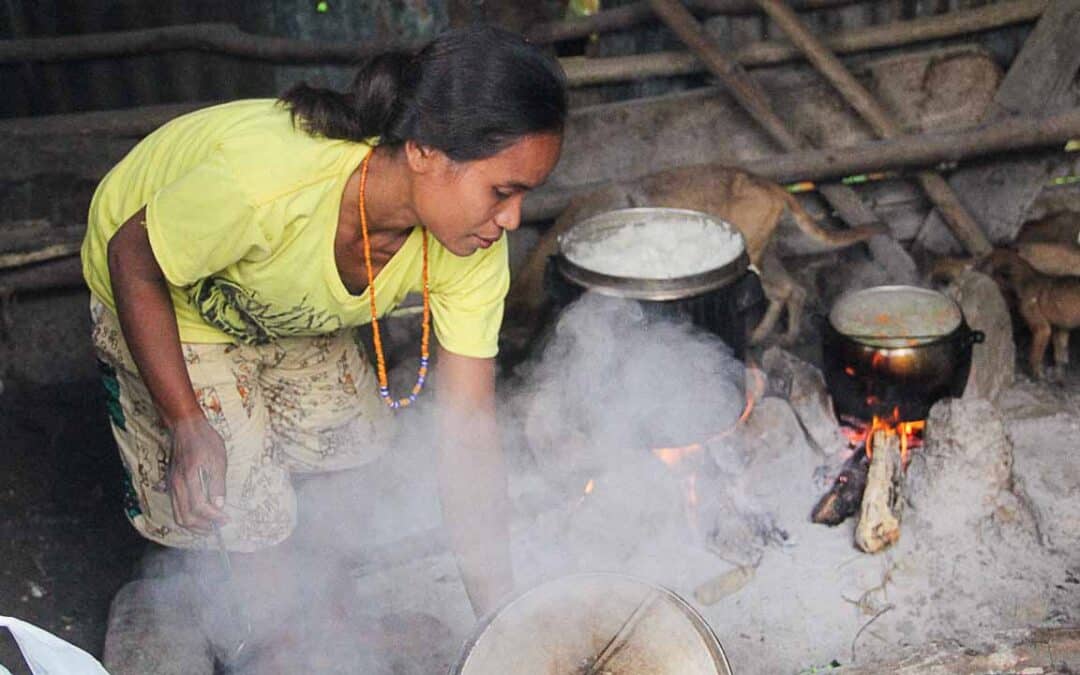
[811,450,870,526]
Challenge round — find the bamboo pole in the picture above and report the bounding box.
[754,0,993,256]
[522,107,1080,221]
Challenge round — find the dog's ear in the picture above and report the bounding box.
[926,256,974,286]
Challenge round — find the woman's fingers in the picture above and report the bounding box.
[168,417,230,532]
[188,463,227,526]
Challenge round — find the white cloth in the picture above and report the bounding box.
[0,617,109,675]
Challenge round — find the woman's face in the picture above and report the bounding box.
[408,132,563,257]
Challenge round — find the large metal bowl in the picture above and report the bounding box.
[451,573,733,675]
[555,207,749,302]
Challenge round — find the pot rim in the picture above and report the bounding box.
[828,284,966,348]
[555,207,750,301]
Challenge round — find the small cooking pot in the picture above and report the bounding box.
[823,285,985,421]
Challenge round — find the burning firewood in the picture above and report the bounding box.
[854,430,904,553]
[810,450,869,526]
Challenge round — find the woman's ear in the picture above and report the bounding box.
[405,140,444,174]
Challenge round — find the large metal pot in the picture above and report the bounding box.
[451,573,733,675]
[823,285,984,421]
[547,207,764,359]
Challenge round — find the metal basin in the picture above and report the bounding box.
[452,573,733,675]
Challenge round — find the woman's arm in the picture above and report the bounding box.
[107,207,228,531]
[433,345,514,618]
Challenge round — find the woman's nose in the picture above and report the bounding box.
[494,195,523,232]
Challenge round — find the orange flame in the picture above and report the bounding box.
[863,407,925,466]
[651,444,704,467]
[583,478,595,495]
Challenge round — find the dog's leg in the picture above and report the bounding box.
[781,283,808,347]
[749,298,784,346]
[749,246,789,346]
[1027,319,1052,380]
[1051,328,1071,381]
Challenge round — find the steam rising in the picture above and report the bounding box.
[133,292,751,673]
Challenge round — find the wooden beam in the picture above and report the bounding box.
[523,107,1080,221]
[0,22,425,65]
[918,0,1080,250]
[562,0,1043,86]
[644,0,894,239]
[753,0,993,256]
[0,2,1043,101]
[539,0,1044,60]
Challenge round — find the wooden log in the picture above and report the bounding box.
[0,102,210,138]
[523,106,1080,221]
[854,430,904,553]
[753,0,992,257]
[833,627,1080,674]
[0,258,85,293]
[559,0,1045,84]
[917,0,1080,251]
[811,450,870,526]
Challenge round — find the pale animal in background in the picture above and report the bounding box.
[504,164,887,351]
[979,248,1080,381]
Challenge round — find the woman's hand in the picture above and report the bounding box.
[168,415,229,532]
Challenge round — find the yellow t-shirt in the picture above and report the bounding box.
[81,99,508,358]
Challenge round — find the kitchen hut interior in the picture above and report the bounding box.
[1,0,1079,673]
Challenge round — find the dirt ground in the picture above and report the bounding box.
[0,379,144,674]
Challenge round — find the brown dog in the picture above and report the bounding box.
[505,164,886,350]
[1014,210,1080,278]
[980,248,1080,380]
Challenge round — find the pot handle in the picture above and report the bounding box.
[968,330,986,345]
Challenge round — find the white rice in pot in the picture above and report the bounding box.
[561,213,745,280]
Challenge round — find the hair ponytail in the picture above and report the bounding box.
[280,51,416,142]
[279,25,567,160]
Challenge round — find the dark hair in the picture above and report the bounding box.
[279,25,567,162]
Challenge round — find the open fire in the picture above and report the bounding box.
[840,406,926,467]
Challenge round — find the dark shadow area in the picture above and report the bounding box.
[0,378,144,673]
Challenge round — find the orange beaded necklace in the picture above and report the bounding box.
[358,151,431,409]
